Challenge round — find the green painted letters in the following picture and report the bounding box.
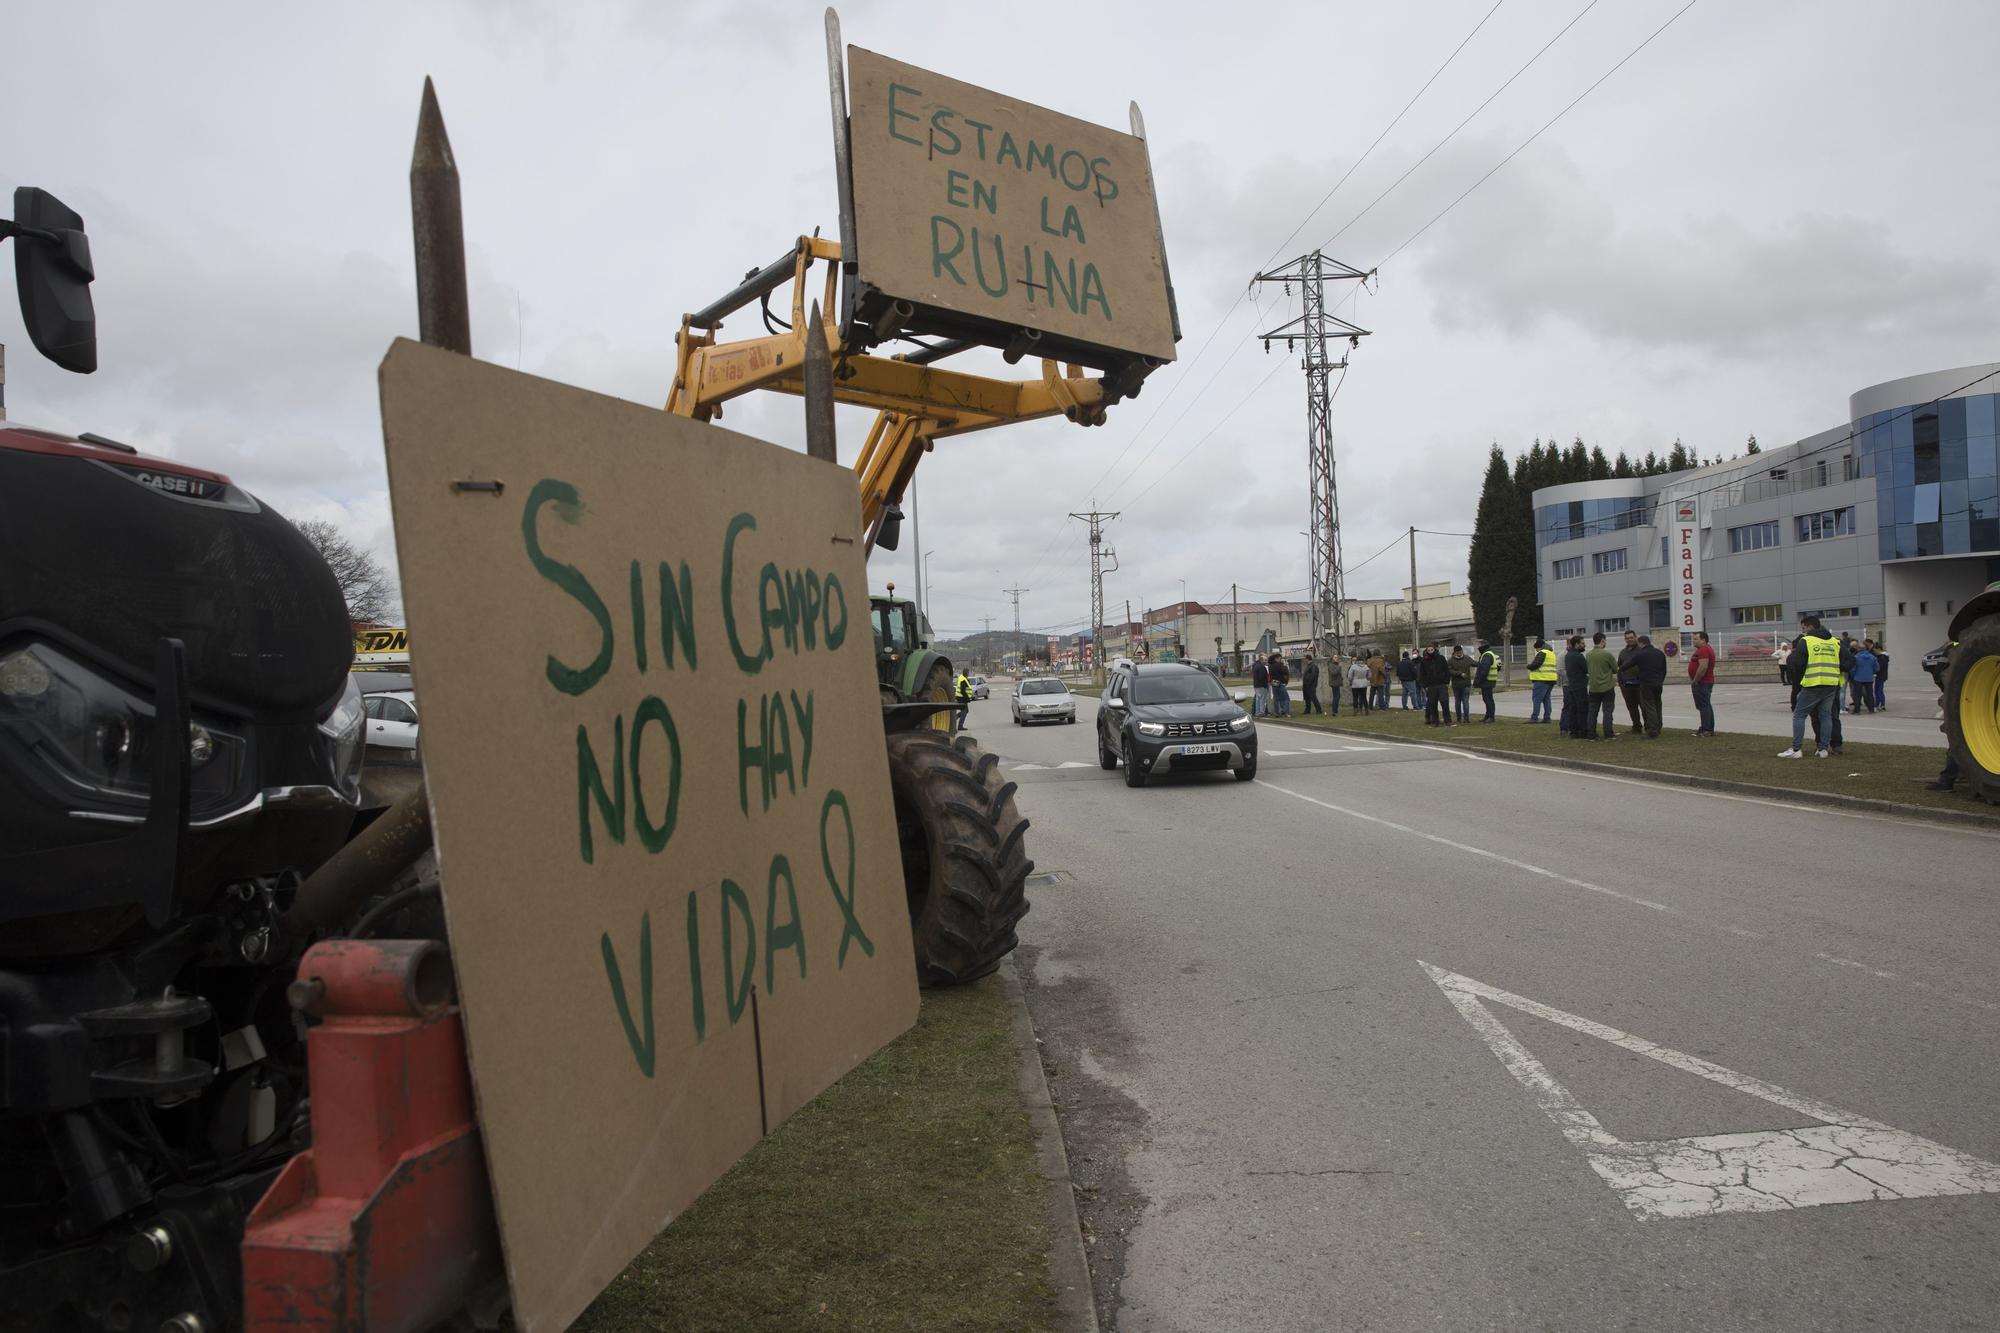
[765,855,807,991]
[601,912,655,1077]
[523,479,613,696]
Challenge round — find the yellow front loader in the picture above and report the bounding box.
[664,235,1142,987]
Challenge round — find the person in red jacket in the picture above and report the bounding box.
[1686,629,1717,736]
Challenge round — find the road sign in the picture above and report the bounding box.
[843,46,1177,369]
[1425,963,2000,1220]
[380,340,918,1332]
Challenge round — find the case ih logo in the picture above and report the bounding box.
[118,465,225,500]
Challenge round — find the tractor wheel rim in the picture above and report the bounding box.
[1965,657,2000,774]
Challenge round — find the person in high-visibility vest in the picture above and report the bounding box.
[953,670,974,731]
[1780,614,1851,758]
[1474,639,1500,722]
[1526,638,1559,723]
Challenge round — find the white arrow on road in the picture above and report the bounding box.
[1424,962,2000,1220]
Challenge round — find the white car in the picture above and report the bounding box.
[1012,677,1076,724]
[363,689,421,750]
[971,675,990,700]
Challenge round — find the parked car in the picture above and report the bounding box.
[362,689,421,750]
[1097,661,1256,787]
[1012,676,1076,725]
[970,674,990,700]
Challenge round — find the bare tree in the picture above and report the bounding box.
[292,519,399,624]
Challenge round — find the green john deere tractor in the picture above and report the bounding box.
[1938,580,2000,803]
[869,590,1031,985]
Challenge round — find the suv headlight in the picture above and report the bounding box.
[1230,712,1253,730]
[1137,721,1166,736]
[0,639,246,815]
[318,676,366,799]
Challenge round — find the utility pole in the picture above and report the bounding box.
[1232,582,1239,673]
[1069,507,1119,688]
[1407,525,1420,650]
[1125,598,1133,661]
[1003,585,1030,668]
[1253,251,1370,660]
[980,616,994,669]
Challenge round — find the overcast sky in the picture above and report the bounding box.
[6,0,1995,642]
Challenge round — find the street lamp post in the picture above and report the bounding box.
[1178,579,1187,662]
[923,549,936,627]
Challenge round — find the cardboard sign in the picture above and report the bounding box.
[377,340,919,1333]
[846,46,1177,364]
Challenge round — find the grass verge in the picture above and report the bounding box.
[1261,705,1976,814]
[570,976,1057,1333]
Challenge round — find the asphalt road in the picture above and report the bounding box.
[974,687,2000,1331]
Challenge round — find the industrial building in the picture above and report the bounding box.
[1533,363,2000,659]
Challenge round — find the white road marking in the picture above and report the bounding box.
[1259,780,1672,912]
[1262,749,1302,757]
[1010,763,1048,771]
[1423,962,2000,1219]
[1817,952,1899,980]
[1248,719,2000,841]
[1055,761,1093,769]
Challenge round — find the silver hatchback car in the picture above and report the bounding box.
[1011,677,1076,724]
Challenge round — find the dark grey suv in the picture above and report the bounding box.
[1097,662,1257,787]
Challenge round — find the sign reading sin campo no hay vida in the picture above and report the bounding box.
[846,46,1177,365]
[378,340,918,1333]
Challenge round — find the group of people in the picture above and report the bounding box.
[1524,627,1714,742]
[1835,632,1889,714]
[1249,652,1294,716]
[1248,643,1504,724]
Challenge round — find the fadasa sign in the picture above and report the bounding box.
[1674,499,1703,634]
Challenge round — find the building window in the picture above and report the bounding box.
[1732,604,1784,624]
[1648,598,1671,628]
[1596,616,1630,634]
[1661,535,1669,564]
[1592,548,1628,575]
[1552,556,1585,581]
[1802,606,1860,620]
[1796,507,1855,542]
[1728,520,1781,552]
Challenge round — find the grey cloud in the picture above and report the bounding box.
[1414,145,1996,358]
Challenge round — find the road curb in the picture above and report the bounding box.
[1256,719,2000,833]
[1000,955,1100,1333]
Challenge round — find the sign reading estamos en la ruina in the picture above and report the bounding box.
[846,46,1177,364]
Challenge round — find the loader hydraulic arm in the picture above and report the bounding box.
[666,235,1111,551]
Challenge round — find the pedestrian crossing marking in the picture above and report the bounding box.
[1424,962,2000,1220]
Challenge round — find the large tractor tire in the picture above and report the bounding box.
[884,730,1032,986]
[1943,614,2000,804]
[920,660,955,732]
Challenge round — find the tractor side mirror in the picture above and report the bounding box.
[6,188,97,374]
[875,503,904,551]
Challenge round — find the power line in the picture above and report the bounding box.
[1259,0,1507,272]
[1319,0,1604,254]
[1374,0,1701,269]
[1113,1,1702,518]
[1346,530,1411,576]
[1065,2,1513,516]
